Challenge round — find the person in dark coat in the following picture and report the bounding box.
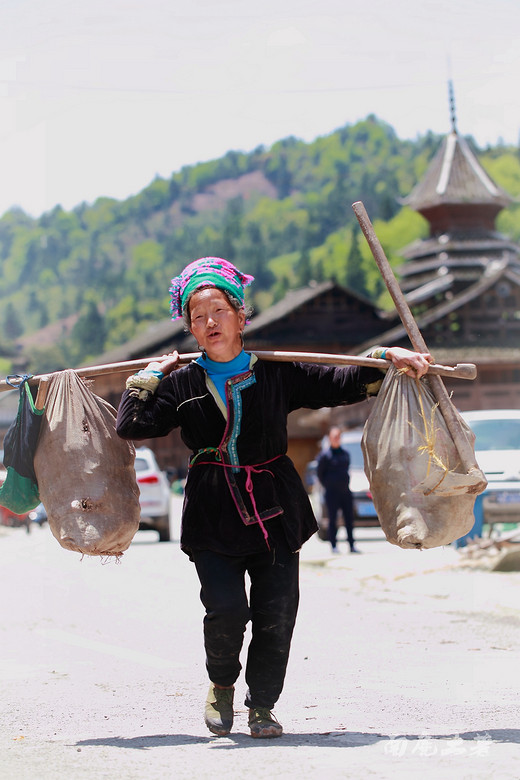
[317,426,357,554]
[116,256,432,740]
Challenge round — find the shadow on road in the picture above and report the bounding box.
[74,728,520,750]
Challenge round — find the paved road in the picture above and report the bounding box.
[1,502,520,779]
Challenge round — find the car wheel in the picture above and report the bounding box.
[157,516,171,543]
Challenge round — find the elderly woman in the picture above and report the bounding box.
[116,257,432,739]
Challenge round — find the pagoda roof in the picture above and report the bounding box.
[403,273,455,305]
[356,259,520,353]
[400,234,520,264]
[403,131,513,212]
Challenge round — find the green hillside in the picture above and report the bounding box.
[1,115,519,374]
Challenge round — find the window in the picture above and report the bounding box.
[469,420,520,451]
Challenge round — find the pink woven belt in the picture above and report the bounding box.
[189,449,282,548]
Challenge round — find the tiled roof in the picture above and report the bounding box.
[400,255,501,281]
[403,131,512,211]
[92,318,189,364]
[91,284,345,363]
[356,259,515,353]
[400,235,520,263]
[404,273,455,305]
[244,280,377,335]
[244,281,336,333]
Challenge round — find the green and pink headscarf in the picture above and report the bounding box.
[169,257,254,321]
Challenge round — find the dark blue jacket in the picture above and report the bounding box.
[317,447,351,494]
[117,357,380,556]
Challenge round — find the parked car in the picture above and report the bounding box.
[134,446,172,542]
[461,410,520,528]
[307,429,379,541]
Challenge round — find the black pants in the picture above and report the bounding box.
[192,542,300,710]
[325,489,354,549]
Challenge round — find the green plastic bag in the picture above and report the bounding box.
[0,377,44,514]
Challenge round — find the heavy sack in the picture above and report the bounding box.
[362,366,485,549]
[33,370,140,557]
[0,377,43,514]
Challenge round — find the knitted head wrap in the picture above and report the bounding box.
[169,257,254,321]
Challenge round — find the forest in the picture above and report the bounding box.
[1,114,519,375]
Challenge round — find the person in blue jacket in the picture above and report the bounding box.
[317,427,357,553]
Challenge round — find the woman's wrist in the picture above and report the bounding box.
[125,363,164,396]
[371,347,388,361]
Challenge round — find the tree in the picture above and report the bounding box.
[3,302,23,340]
[266,152,293,199]
[71,301,107,358]
[243,222,274,290]
[128,240,165,297]
[345,225,369,297]
[296,247,312,287]
[314,259,325,282]
[219,197,244,261]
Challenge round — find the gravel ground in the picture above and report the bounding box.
[1,499,520,779]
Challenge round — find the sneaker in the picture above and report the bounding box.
[204,684,234,736]
[248,707,283,738]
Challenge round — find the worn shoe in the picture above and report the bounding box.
[204,684,234,736]
[248,707,283,738]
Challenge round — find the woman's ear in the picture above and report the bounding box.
[238,309,246,330]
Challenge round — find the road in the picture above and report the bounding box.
[1,498,520,779]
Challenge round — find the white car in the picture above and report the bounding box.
[134,446,172,542]
[461,410,520,527]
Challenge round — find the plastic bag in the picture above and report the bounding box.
[0,377,43,514]
[33,370,140,557]
[362,366,485,549]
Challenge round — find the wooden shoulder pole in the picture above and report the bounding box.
[34,376,51,411]
[0,351,477,394]
[352,200,486,490]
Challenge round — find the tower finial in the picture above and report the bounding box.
[448,79,457,134]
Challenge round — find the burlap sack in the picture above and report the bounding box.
[34,370,140,557]
[362,366,485,549]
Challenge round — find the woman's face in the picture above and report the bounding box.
[189,288,245,362]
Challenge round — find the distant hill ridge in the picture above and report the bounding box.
[1,114,519,375]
